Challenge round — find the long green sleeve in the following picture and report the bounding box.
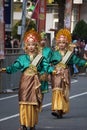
[6,54,30,74]
[69,54,87,67]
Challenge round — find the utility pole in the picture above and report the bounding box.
[20,0,27,48]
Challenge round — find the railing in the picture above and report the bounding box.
[5,48,24,55]
[0,48,24,93]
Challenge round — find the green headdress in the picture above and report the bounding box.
[40,31,47,39]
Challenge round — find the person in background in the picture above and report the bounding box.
[84,43,87,60]
[83,43,87,75]
[39,31,61,102]
[72,40,79,78]
[5,35,12,48]
[39,31,52,95]
[51,28,87,119]
[0,29,48,130]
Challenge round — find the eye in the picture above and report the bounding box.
[63,42,66,44]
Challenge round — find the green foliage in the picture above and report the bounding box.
[25,19,37,32]
[12,20,21,39]
[12,19,37,40]
[72,20,87,40]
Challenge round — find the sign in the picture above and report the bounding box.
[4,0,11,24]
[0,0,5,59]
[4,0,12,31]
[64,0,72,31]
[73,0,83,4]
[47,0,54,4]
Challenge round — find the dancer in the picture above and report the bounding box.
[39,31,62,101]
[0,29,46,130]
[51,28,87,118]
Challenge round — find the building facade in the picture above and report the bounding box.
[11,1,87,45]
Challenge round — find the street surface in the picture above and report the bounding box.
[0,74,87,130]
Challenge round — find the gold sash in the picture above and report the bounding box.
[57,49,73,69]
[24,53,43,75]
[31,53,43,67]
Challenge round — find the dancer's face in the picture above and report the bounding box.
[27,42,36,53]
[56,35,68,50]
[40,39,46,47]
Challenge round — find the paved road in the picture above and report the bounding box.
[0,74,87,130]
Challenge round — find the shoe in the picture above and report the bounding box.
[18,125,27,130]
[51,111,59,118]
[30,126,36,130]
[23,126,27,130]
[58,110,63,119]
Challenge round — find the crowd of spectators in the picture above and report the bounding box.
[5,35,20,49]
[71,39,87,76]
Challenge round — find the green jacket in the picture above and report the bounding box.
[40,47,62,94]
[51,50,86,67]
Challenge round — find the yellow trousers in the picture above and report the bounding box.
[52,89,69,114]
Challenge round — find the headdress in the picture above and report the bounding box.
[56,28,72,44]
[40,31,47,40]
[24,29,41,43]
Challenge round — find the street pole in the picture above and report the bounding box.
[64,0,73,31]
[20,0,27,48]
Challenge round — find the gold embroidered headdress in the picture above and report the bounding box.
[56,28,72,44]
[23,29,41,53]
[24,29,41,43]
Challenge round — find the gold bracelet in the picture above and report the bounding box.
[85,62,87,67]
[2,68,6,72]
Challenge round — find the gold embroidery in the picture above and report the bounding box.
[24,64,37,75]
[56,62,67,69]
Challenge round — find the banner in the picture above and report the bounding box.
[37,0,46,32]
[73,0,83,4]
[31,0,46,32]
[32,0,40,19]
[64,0,72,31]
[0,0,5,59]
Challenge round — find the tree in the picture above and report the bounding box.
[12,19,37,40]
[57,0,66,30]
[72,20,87,40]
[53,0,65,31]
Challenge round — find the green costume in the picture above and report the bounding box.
[51,50,87,117]
[40,47,62,94]
[6,54,54,74]
[51,51,87,66]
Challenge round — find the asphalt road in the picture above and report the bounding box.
[0,74,87,130]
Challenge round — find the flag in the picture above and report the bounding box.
[31,0,40,19]
[31,0,46,32]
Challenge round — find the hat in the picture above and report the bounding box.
[56,28,72,44]
[72,40,77,44]
[24,29,41,43]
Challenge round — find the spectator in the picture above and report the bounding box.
[5,35,12,48]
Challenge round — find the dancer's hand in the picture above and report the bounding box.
[85,62,87,67]
[0,68,2,72]
[0,68,6,72]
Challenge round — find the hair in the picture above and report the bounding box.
[56,28,72,44]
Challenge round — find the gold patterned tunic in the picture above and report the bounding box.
[19,65,42,127]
